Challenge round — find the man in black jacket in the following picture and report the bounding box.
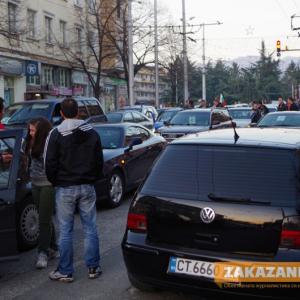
[45,98,103,283]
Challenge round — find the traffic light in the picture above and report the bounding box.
[276,40,281,57]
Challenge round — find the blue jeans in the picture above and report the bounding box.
[55,185,100,275]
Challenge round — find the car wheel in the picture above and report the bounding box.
[107,170,124,208]
[128,273,160,292]
[17,197,39,250]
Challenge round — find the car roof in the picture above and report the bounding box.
[227,107,251,110]
[172,128,300,150]
[176,108,212,113]
[264,111,300,116]
[92,122,143,129]
[9,97,99,105]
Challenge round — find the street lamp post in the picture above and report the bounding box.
[128,0,134,106]
[154,0,159,108]
[201,21,222,100]
[182,0,189,103]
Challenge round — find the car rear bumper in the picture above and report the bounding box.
[122,242,299,299]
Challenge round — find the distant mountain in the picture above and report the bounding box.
[227,56,300,71]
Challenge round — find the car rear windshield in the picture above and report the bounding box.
[94,127,123,149]
[229,109,251,120]
[107,113,123,123]
[141,144,300,207]
[7,103,51,125]
[258,113,300,127]
[157,110,179,122]
[170,111,210,126]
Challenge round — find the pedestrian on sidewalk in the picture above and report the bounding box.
[287,97,299,111]
[24,118,58,269]
[45,98,103,283]
[0,97,6,129]
[277,96,287,111]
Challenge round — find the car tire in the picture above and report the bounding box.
[128,273,160,292]
[106,170,125,208]
[17,197,39,251]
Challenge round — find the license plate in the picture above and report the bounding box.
[168,257,215,279]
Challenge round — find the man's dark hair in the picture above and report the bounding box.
[61,98,78,118]
[258,100,263,105]
[0,97,4,112]
[288,97,294,102]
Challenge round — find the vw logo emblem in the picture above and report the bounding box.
[200,207,216,224]
[27,64,37,75]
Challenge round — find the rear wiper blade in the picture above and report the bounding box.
[208,193,271,205]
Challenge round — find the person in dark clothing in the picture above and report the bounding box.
[258,100,269,116]
[251,101,262,123]
[24,118,58,269]
[287,97,299,111]
[277,96,287,111]
[213,97,223,108]
[0,97,5,130]
[45,98,103,283]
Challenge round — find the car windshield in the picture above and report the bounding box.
[157,110,179,122]
[258,113,300,127]
[7,103,51,125]
[94,127,123,149]
[229,109,251,120]
[170,111,210,126]
[107,113,123,123]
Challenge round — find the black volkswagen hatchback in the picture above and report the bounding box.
[122,128,300,299]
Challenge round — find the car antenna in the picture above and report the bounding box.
[226,108,240,144]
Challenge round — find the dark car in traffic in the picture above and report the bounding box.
[2,97,106,128]
[257,111,300,128]
[158,108,232,142]
[93,123,166,208]
[154,108,183,132]
[0,129,39,261]
[122,128,300,299]
[106,111,154,131]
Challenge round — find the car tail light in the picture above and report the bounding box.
[280,216,300,249]
[127,213,147,232]
[280,230,300,249]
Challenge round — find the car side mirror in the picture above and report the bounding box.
[124,137,143,153]
[212,121,221,126]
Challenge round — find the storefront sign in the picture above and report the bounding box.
[51,87,73,96]
[25,61,39,76]
[0,56,23,75]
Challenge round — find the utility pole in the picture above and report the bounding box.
[182,0,189,103]
[128,0,134,106]
[154,0,159,108]
[201,21,222,101]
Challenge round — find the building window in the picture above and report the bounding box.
[88,0,96,13]
[76,27,82,53]
[8,2,17,33]
[74,0,82,7]
[117,0,121,18]
[60,20,67,47]
[45,16,53,44]
[42,66,53,85]
[27,9,36,38]
[58,69,69,87]
[26,75,40,85]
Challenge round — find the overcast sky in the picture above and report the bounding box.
[156,0,300,61]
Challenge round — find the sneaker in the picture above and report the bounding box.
[88,266,102,279]
[49,270,74,283]
[48,248,60,260]
[36,252,48,269]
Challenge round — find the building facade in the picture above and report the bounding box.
[134,66,170,106]
[0,0,127,111]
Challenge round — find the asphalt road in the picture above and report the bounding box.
[0,193,201,300]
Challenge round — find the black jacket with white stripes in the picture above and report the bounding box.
[44,120,103,187]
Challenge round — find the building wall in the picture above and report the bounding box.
[0,0,124,105]
[134,66,170,105]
